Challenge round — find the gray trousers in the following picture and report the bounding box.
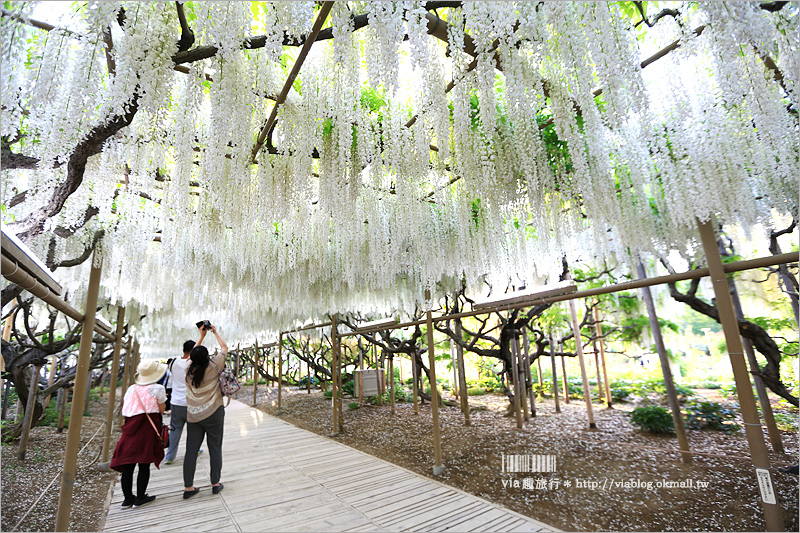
[183,405,225,487]
[165,404,187,462]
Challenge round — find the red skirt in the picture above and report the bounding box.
[110,412,165,471]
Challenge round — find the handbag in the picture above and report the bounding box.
[209,359,241,407]
[134,387,169,448]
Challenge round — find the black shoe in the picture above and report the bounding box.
[121,498,134,509]
[183,488,200,499]
[134,495,156,507]
[212,483,224,494]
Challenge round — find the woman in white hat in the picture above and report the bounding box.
[110,359,168,509]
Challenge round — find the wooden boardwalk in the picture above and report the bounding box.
[102,400,555,532]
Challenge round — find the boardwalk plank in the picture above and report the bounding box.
[102,400,555,533]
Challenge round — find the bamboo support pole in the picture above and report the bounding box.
[2,300,16,418]
[101,307,125,464]
[516,332,529,422]
[730,280,784,454]
[510,333,524,428]
[253,341,259,406]
[388,354,396,415]
[450,322,459,398]
[560,342,570,404]
[536,357,544,391]
[549,333,561,413]
[45,356,57,408]
[593,348,603,403]
[18,364,41,461]
[593,306,613,408]
[55,253,102,532]
[306,346,311,394]
[568,300,596,428]
[56,387,67,432]
[522,330,536,417]
[697,218,784,531]
[277,333,283,412]
[454,320,470,425]
[411,351,419,415]
[330,319,338,434]
[636,260,691,464]
[426,306,444,475]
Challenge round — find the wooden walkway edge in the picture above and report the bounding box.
[102,400,556,532]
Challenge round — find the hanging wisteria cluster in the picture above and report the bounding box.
[1,1,797,351]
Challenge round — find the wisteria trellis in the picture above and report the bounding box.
[1,1,797,350]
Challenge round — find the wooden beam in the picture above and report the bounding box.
[250,2,334,164]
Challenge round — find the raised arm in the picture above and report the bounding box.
[209,325,228,354]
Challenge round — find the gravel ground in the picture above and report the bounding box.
[1,398,119,533]
[240,384,799,532]
[2,386,796,532]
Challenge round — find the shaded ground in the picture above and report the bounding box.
[1,385,796,532]
[1,396,119,532]
[242,383,799,532]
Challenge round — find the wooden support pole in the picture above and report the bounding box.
[522,330,536,417]
[510,332,524,427]
[729,279,784,454]
[306,343,311,394]
[568,300,596,428]
[2,301,16,420]
[454,320,470,426]
[388,354,396,415]
[426,304,444,476]
[56,387,68,432]
[560,342,570,404]
[450,322,459,398]
[55,253,102,532]
[330,319,338,434]
[118,337,131,429]
[18,364,42,461]
[101,307,125,465]
[45,357,57,408]
[593,306,613,408]
[253,341,259,406]
[697,218,784,531]
[549,333,561,413]
[516,332,530,422]
[636,260,691,464]
[593,348,603,403]
[277,333,283,413]
[411,351,419,415]
[83,367,92,413]
[536,356,544,391]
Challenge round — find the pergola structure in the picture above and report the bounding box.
[1,1,797,531]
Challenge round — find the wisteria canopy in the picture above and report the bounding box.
[1,1,797,351]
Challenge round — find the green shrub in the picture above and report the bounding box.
[383,384,408,403]
[297,376,319,388]
[685,400,740,433]
[772,412,798,432]
[39,401,69,428]
[323,390,333,398]
[630,405,674,434]
[467,387,485,396]
[347,402,359,410]
[477,375,501,392]
[342,380,354,396]
[611,386,633,402]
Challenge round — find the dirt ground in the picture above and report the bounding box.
[1,386,797,532]
[1,396,119,532]
[244,384,799,532]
